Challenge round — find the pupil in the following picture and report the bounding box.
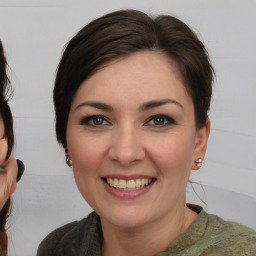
[155,118,164,125]
[94,118,103,125]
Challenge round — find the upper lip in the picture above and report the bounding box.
[102,174,156,180]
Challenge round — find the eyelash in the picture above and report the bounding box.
[80,114,176,127]
[80,115,110,127]
[145,114,176,127]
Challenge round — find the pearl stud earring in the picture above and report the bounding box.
[195,158,202,167]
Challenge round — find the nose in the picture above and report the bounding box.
[108,124,145,166]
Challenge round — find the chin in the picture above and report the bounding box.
[98,206,154,229]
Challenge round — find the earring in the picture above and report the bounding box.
[66,155,73,168]
[195,158,202,167]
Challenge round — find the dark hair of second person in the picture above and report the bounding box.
[0,41,13,159]
[0,40,14,256]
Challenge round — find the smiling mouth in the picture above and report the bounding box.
[102,177,157,190]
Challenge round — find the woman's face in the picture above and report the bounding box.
[67,51,209,229]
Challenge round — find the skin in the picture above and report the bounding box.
[67,51,210,256]
[0,115,17,210]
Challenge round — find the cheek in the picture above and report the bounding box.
[68,132,108,174]
[67,134,107,205]
[148,133,195,174]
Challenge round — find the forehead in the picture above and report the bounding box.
[71,51,191,108]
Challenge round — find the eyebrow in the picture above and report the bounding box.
[74,98,183,112]
[139,99,184,111]
[75,101,114,111]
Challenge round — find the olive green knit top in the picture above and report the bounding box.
[37,205,256,256]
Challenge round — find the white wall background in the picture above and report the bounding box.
[0,0,255,255]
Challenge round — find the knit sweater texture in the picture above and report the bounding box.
[37,205,256,256]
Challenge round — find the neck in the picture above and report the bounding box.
[101,203,197,256]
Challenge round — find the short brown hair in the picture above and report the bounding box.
[54,9,214,148]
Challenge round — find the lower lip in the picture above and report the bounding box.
[102,180,155,199]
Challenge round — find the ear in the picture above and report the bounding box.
[192,118,210,170]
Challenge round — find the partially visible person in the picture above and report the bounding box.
[0,40,24,256]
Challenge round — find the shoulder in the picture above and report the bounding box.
[37,220,83,256]
[165,206,256,256]
[208,213,256,237]
[202,212,256,255]
[37,212,99,256]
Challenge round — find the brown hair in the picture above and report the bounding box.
[0,40,14,256]
[54,9,214,148]
[0,41,13,160]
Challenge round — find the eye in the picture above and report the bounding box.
[80,115,110,126]
[146,114,175,127]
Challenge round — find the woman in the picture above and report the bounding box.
[37,10,256,255]
[0,40,24,256]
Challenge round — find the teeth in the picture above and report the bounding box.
[127,180,135,189]
[113,178,119,188]
[108,178,114,186]
[106,178,153,190]
[135,179,141,187]
[119,179,126,189]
